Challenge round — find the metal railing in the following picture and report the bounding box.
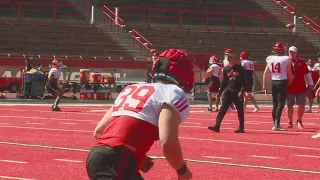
[102,5,154,56]
[273,0,295,23]
[301,15,320,41]
[113,6,285,32]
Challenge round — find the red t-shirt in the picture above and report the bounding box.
[288,57,309,94]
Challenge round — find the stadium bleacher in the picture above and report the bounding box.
[103,0,284,29]
[0,0,85,21]
[0,0,318,62]
[104,0,263,12]
[0,1,135,60]
[0,21,133,60]
[136,27,317,62]
[287,0,320,21]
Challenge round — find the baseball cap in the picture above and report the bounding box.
[289,46,298,52]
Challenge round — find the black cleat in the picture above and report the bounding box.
[208,126,220,132]
[52,105,61,111]
[235,128,245,133]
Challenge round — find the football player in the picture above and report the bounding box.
[223,48,236,111]
[263,42,292,131]
[208,53,246,133]
[45,59,64,111]
[240,51,260,112]
[205,55,222,112]
[86,49,193,180]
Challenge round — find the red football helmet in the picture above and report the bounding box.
[224,48,232,55]
[52,59,61,68]
[240,51,249,60]
[209,55,220,64]
[152,49,194,92]
[273,42,285,54]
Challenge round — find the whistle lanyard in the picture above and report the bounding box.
[292,60,297,79]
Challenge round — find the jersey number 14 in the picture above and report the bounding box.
[271,62,281,73]
[113,85,156,112]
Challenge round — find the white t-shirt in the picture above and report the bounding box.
[112,83,190,126]
[209,64,222,77]
[266,55,291,80]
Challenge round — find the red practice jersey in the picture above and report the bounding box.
[288,57,309,94]
[95,83,190,164]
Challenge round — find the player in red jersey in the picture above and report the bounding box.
[286,46,314,129]
[204,55,222,112]
[86,49,193,180]
[263,42,292,131]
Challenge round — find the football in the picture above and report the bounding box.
[286,23,295,29]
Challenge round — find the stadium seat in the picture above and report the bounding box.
[136,27,317,63]
[286,0,320,22]
[0,21,134,60]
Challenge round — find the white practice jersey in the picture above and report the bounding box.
[112,83,190,126]
[223,59,229,67]
[266,55,291,80]
[241,60,255,71]
[314,63,320,69]
[210,64,222,77]
[48,67,61,81]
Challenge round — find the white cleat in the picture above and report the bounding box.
[272,126,286,131]
[312,133,320,139]
[305,109,312,113]
[253,107,260,112]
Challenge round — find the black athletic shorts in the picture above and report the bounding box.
[208,76,220,93]
[86,145,143,180]
[244,76,253,92]
[45,82,59,95]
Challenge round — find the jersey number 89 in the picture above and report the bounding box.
[113,85,156,112]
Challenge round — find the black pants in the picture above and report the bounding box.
[271,80,288,127]
[215,91,244,129]
[86,145,143,180]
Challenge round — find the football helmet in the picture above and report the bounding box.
[152,49,194,92]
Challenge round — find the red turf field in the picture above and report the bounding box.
[0,104,319,180]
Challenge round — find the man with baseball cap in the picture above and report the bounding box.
[286,46,314,129]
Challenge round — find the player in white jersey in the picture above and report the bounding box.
[313,52,320,70]
[263,42,292,131]
[86,49,193,180]
[223,48,232,67]
[204,55,222,112]
[240,51,260,112]
[312,52,320,112]
[45,59,64,111]
[305,58,319,113]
